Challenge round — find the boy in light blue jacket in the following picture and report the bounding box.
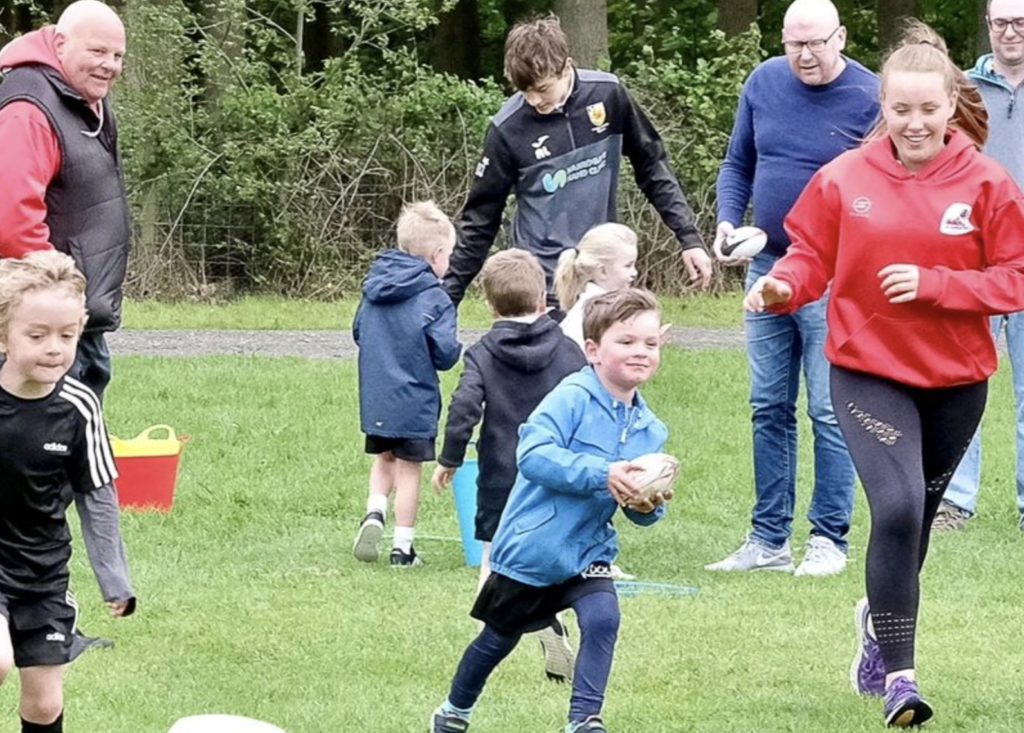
[432,289,672,733]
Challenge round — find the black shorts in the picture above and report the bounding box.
[471,563,615,636]
[0,588,81,667]
[364,435,435,462]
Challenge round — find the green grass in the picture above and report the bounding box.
[1,348,1021,732]
[121,291,746,331]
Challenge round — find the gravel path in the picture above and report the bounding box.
[107,326,745,359]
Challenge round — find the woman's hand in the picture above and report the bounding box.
[744,276,792,312]
[878,264,920,304]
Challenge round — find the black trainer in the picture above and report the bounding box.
[353,510,385,563]
[389,545,423,567]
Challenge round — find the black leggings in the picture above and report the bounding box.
[830,365,986,672]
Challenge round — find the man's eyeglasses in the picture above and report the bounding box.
[783,26,841,54]
[988,16,1024,34]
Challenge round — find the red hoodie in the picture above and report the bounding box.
[0,27,66,258]
[770,130,1024,388]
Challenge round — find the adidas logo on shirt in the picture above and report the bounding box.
[46,632,66,643]
[43,442,69,454]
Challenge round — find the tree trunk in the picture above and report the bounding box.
[201,0,246,100]
[976,0,990,58]
[431,0,481,80]
[302,0,344,74]
[553,0,608,70]
[718,0,758,37]
[876,0,921,53]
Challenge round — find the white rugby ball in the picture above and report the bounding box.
[168,716,287,733]
[721,226,767,259]
[630,452,681,501]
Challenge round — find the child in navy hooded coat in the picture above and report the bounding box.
[352,201,461,567]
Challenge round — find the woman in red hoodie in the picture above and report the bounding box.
[746,21,1024,729]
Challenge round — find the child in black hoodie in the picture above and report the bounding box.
[432,249,586,683]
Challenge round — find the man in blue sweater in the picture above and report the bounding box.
[933,0,1024,533]
[706,0,879,576]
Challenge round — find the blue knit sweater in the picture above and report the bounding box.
[716,56,879,257]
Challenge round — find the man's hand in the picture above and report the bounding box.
[744,276,792,312]
[682,248,713,290]
[432,465,456,493]
[878,264,920,304]
[712,222,751,267]
[107,600,129,617]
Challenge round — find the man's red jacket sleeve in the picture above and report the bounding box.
[0,101,61,257]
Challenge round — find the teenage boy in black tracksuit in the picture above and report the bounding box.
[433,250,586,683]
[443,15,711,309]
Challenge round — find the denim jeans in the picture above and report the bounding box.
[744,253,856,549]
[943,313,1024,517]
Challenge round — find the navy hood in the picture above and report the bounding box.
[481,315,579,373]
[362,249,439,304]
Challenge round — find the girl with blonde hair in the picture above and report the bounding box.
[555,223,638,349]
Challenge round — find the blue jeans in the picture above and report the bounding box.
[943,313,1024,517]
[744,254,855,549]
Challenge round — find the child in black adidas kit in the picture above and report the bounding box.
[432,250,586,680]
[0,251,135,733]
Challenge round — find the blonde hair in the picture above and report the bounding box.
[396,200,456,257]
[555,223,638,311]
[868,20,988,148]
[0,251,87,342]
[479,250,546,317]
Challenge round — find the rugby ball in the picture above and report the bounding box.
[721,226,767,259]
[168,716,287,733]
[630,452,681,501]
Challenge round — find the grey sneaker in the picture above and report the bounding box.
[565,717,607,733]
[884,676,933,727]
[794,535,847,577]
[930,501,968,532]
[432,705,470,733]
[704,538,794,572]
[353,510,385,562]
[850,598,885,696]
[537,616,575,683]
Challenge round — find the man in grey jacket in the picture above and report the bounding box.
[934,0,1024,532]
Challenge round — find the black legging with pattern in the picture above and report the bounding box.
[830,365,987,672]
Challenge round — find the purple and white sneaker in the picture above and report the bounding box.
[850,598,885,696]
[884,676,933,728]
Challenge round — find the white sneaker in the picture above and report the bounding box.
[794,535,847,577]
[704,538,794,572]
[609,564,636,581]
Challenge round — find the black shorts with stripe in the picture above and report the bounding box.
[0,587,82,667]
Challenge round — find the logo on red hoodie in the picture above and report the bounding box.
[939,203,974,235]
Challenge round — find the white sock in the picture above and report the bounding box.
[393,525,415,553]
[366,493,388,519]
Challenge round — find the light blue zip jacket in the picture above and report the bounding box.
[967,54,1024,186]
[489,367,669,586]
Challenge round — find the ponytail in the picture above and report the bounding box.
[554,223,639,311]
